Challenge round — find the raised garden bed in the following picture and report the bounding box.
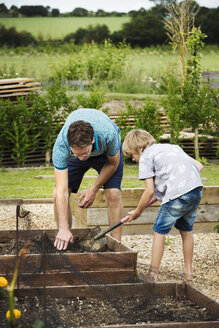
[0,283,218,327]
[0,229,137,287]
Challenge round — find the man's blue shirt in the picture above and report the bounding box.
[52,108,121,170]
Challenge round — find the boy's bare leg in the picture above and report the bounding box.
[149,231,166,282]
[180,230,193,280]
[53,187,73,229]
[105,188,123,241]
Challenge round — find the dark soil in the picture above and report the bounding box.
[1,293,218,328]
[0,233,109,255]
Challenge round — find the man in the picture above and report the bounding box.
[52,108,124,250]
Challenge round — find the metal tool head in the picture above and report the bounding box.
[77,226,108,252]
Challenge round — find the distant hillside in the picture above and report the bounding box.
[0,16,130,40]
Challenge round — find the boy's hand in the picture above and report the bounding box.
[128,209,141,222]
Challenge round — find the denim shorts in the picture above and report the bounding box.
[153,187,202,234]
[68,147,123,193]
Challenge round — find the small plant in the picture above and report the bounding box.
[199,157,208,166]
[165,237,173,245]
[214,219,219,233]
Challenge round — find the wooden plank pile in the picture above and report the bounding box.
[0,77,40,99]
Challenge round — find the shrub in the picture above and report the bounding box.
[0,24,36,47]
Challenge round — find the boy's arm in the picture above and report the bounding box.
[128,177,154,221]
[190,157,204,172]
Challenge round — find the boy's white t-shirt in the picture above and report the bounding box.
[139,143,203,204]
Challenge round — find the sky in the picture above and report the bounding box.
[3,0,219,13]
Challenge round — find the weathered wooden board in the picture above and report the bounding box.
[86,204,219,226]
[70,187,219,229]
[71,186,219,208]
[5,269,135,287]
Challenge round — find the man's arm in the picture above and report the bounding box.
[54,168,73,250]
[128,178,155,221]
[78,150,120,208]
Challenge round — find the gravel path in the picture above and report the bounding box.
[0,203,218,302]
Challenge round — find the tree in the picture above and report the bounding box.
[0,24,36,47]
[0,3,8,16]
[51,8,60,17]
[9,5,19,17]
[195,7,219,44]
[71,7,88,16]
[96,9,109,17]
[164,1,219,159]
[19,5,48,17]
[181,28,219,159]
[163,0,199,84]
[70,24,110,45]
[122,8,167,47]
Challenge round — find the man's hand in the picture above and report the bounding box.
[78,187,97,208]
[54,228,73,250]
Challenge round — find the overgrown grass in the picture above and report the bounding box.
[0,163,218,199]
[1,46,219,85]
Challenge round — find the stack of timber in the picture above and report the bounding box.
[0,78,40,100]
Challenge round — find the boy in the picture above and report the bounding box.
[122,129,203,283]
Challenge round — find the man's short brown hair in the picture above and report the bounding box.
[67,120,94,148]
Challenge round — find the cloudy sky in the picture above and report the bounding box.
[3,0,219,13]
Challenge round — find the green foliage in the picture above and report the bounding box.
[0,63,18,79]
[165,236,173,245]
[0,98,40,167]
[161,71,184,145]
[65,24,110,45]
[121,7,167,47]
[36,82,73,161]
[180,28,219,145]
[199,157,208,165]
[71,89,106,111]
[51,40,130,87]
[116,98,163,142]
[0,83,74,167]
[135,98,163,142]
[32,320,47,328]
[214,220,219,233]
[0,23,36,47]
[115,102,136,141]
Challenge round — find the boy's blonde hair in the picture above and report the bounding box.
[122,129,156,157]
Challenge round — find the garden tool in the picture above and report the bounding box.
[74,226,108,252]
[94,197,158,240]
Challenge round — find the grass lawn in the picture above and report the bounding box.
[0,162,218,199]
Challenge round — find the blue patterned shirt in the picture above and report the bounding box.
[52,108,121,170]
